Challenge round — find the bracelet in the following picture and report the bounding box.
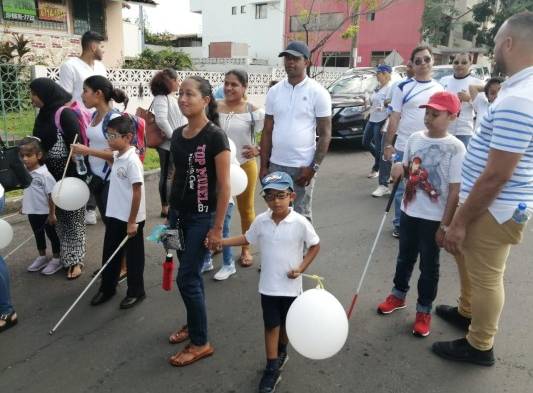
[384,144,394,149]
[439,224,448,232]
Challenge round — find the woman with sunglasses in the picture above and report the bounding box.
[439,53,484,147]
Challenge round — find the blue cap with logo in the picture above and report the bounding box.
[376,64,392,73]
[278,41,310,59]
[261,171,294,192]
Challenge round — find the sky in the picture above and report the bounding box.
[123,0,201,35]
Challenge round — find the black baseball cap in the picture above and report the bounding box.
[278,41,310,59]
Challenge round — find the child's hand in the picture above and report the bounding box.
[48,213,57,226]
[127,222,138,238]
[391,163,403,181]
[71,143,89,156]
[435,226,446,248]
[287,268,301,279]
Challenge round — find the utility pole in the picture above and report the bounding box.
[138,5,145,52]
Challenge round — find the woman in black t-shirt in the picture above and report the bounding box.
[30,78,86,280]
[168,76,231,367]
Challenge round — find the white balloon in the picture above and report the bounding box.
[228,138,237,163]
[52,177,90,211]
[230,163,248,196]
[0,219,13,249]
[286,288,349,360]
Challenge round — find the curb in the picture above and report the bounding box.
[3,168,161,215]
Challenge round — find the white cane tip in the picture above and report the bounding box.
[49,330,54,335]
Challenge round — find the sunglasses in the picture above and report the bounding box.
[453,60,469,65]
[414,56,432,66]
[263,191,291,202]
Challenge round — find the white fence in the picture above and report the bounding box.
[33,65,344,110]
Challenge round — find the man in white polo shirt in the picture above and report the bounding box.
[383,45,443,237]
[433,12,533,366]
[260,41,332,222]
[439,52,484,147]
[59,31,107,225]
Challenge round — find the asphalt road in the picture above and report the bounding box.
[1,144,532,393]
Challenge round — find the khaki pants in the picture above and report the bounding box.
[454,210,524,351]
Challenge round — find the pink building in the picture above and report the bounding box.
[284,0,424,67]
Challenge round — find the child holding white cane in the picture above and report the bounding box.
[376,91,465,337]
[209,171,320,393]
[90,115,146,309]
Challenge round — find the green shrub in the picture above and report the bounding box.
[123,49,192,70]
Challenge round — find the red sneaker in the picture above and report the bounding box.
[377,294,406,314]
[413,312,431,337]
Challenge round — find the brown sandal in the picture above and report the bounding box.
[169,325,189,344]
[169,343,214,367]
[67,264,83,280]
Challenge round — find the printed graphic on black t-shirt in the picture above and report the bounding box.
[170,122,229,213]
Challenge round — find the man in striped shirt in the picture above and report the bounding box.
[432,12,533,366]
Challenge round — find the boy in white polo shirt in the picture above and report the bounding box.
[90,115,146,310]
[214,171,320,393]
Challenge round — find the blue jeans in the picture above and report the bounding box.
[174,211,214,346]
[378,132,392,187]
[203,203,234,266]
[362,120,387,172]
[0,194,13,315]
[455,134,471,148]
[391,212,441,313]
[392,150,404,229]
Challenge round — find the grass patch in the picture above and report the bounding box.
[1,109,36,140]
[144,148,160,171]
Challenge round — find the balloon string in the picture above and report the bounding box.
[55,134,78,199]
[301,273,325,289]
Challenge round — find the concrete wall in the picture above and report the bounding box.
[123,21,142,59]
[190,0,285,66]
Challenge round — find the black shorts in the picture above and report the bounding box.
[261,294,296,329]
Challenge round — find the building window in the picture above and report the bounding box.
[290,13,344,32]
[255,3,267,19]
[73,0,106,36]
[366,12,376,22]
[322,52,350,67]
[370,51,391,66]
[241,5,246,14]
[0,0,68,32]
[231,6,237,15]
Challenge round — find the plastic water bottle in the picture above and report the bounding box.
[74,154,87,176]
[162,253,174,291]
[512,203,529,224]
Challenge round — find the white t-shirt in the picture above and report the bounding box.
[220,109,265,165]
[86,119,110,180]
[472,93,490,134]
[265,77,332,167]
[22,165,56,215]
[58,57,107,111]
[153,94,187,151]
[245,208,320,297]
[390,78,443,152]
[106,147,146,223]
[440,74,483,136]
[401,131,465,221]
[369,82,392,123]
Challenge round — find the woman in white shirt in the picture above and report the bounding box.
[218,70,265,267]
[150,69,187,218]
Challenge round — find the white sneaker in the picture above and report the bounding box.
[201,257,214,274]
[214,263,236,281]
[85,210,97,225]
[27,256,50,272]
[372,185,391,197]
[367,171,379,179]
[41,258,63,275]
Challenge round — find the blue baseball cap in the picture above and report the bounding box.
[279,41,310,59]
[376,64,392,73]
[261,171,294,192]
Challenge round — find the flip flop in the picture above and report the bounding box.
[67,264,83,280]
[169,325,189,344]
[0,311,18,333]
[169,344,214,367]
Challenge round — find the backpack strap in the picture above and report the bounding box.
[54,106,67,135]
[247,103,256,145]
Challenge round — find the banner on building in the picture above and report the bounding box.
[38,1,67,23]
[2,0,37,22]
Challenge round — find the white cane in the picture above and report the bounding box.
[4,233,35,260]
[49,235,129,335]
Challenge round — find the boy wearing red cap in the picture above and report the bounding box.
[376,91,466,337]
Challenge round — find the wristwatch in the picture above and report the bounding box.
[310,161,320,172]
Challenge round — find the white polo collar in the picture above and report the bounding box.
[115,146,136,160]
[283,76,309,89]
[501,66,533,89]
[268,207,297,224]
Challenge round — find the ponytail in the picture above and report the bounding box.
[207,93,220,126]
[84,75,129,110]
[111,88,129,110]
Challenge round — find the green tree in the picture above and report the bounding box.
[123,49,193,70]
[421,0,459,46]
